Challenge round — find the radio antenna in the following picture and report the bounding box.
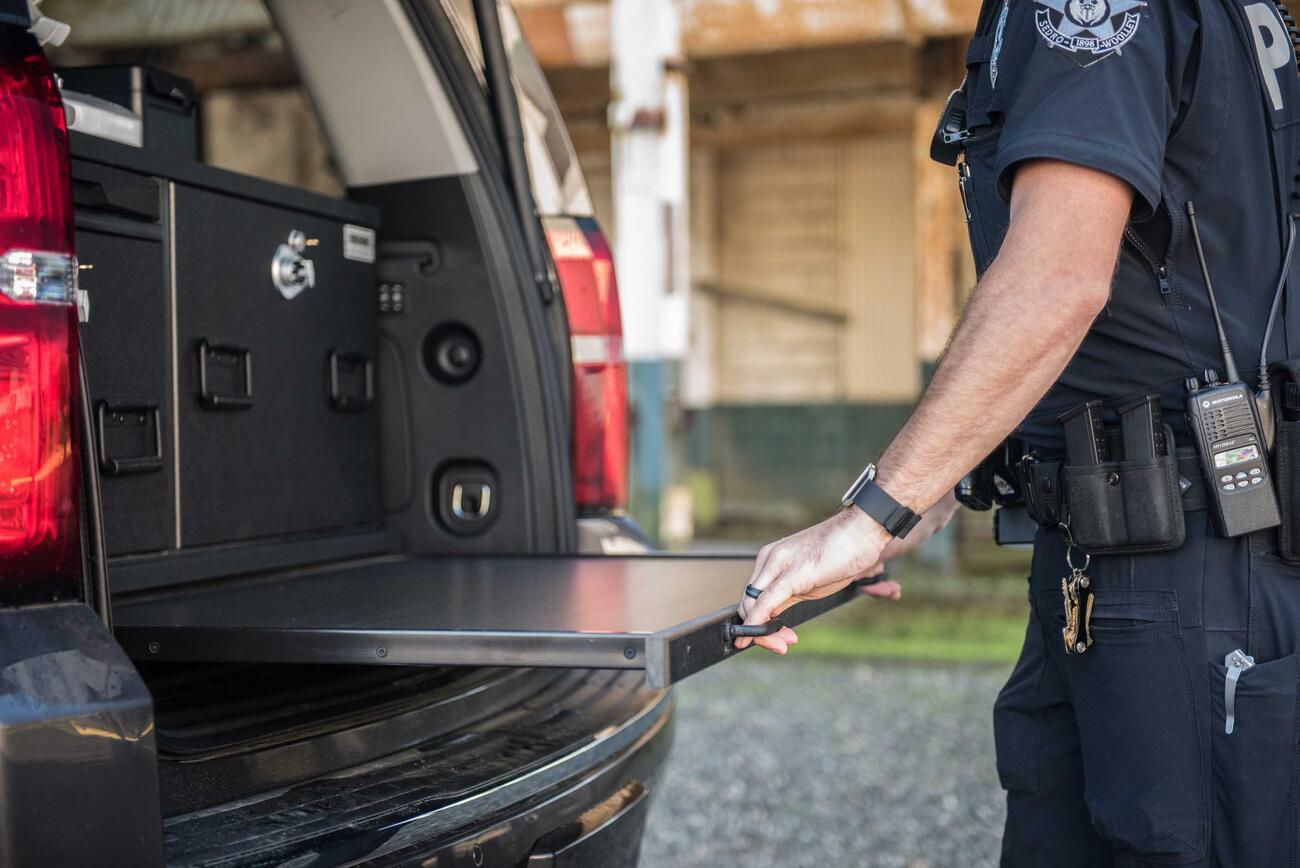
[1187,201,1240,383]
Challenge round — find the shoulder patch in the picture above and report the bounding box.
[1033,0,1146,67]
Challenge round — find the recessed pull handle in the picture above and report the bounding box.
[451,482,492,520]
[197,340,253,410]
[328,351,374,412]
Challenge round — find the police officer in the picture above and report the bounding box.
[735,0,1300,864]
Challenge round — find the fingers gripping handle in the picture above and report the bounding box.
[723,619,786,643]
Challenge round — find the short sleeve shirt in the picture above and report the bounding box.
[957,0,1300,450]
[992,1,1198,219]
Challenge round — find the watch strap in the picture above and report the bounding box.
[851,480,922,539]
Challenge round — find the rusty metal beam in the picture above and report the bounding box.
[548,42,923,116]
[692,93,916,147]
[689,42,919,110]
[516,0,981,67]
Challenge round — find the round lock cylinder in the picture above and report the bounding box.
[271,229,317,300]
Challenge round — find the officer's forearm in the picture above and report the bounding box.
[873,161,1134,515]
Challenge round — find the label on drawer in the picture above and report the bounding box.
[343,224,376,263]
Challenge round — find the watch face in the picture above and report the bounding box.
[842,463,877,505]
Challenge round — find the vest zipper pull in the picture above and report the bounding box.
[958,162,973,223]
[1224,648,1255,735]
[1158,265,1170,295]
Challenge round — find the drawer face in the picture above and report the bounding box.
[173,184,378,547]
[78,227,175,556]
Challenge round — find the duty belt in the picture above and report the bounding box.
[1019,443,1209,527]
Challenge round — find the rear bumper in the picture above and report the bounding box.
[0,603,164,865]
[163,670,673,866]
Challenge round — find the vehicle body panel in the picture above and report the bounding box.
[0,603,163,865]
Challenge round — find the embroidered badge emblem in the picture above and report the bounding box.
[1033,0,1146,66]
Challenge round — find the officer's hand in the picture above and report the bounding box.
[736,506,891,653]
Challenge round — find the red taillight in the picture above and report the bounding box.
[0,28,74,261]
[545,217,628,512]
[0,24,82,601]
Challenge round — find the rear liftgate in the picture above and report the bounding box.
[112,557,865,688]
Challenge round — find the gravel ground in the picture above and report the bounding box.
[640,657,1009,868]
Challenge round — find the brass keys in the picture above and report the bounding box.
[1060,544,1094,655]
[1062,566,1094,655]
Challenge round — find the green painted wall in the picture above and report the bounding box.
[682,403,914,538]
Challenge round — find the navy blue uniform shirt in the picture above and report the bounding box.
[959,0,1300,449]
[0,0,29,28]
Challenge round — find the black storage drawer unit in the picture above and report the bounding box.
[77,219,175,556]
[174,185,378,547]
[72,133,384,581]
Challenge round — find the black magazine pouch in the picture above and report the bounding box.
[1060,424,1186,554]
[1269,359,1300,562]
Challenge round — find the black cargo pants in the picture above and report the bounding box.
[997,510,1300,867]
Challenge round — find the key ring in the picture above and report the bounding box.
[1059,523,1090,573]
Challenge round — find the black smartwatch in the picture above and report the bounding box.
[842,464,922,539]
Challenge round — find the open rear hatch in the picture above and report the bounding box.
[113,557,865,688]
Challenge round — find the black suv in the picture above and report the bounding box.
[0,1,860,864]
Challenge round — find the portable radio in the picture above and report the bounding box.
[1185,202,1281,537]
[1186,373,1280,536]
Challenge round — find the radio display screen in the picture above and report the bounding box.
[1215,445,1260,469]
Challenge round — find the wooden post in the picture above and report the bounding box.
[610,0,688,360]
[610,0,689,542]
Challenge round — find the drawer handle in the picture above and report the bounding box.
[328,351,374,412]
[197,340,253,410]
[722,619,786,643]
[95,401,164,475]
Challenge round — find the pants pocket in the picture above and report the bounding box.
[1042,588,1207,862]
[1209,651,1300,868]
[994,605,1046,792]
